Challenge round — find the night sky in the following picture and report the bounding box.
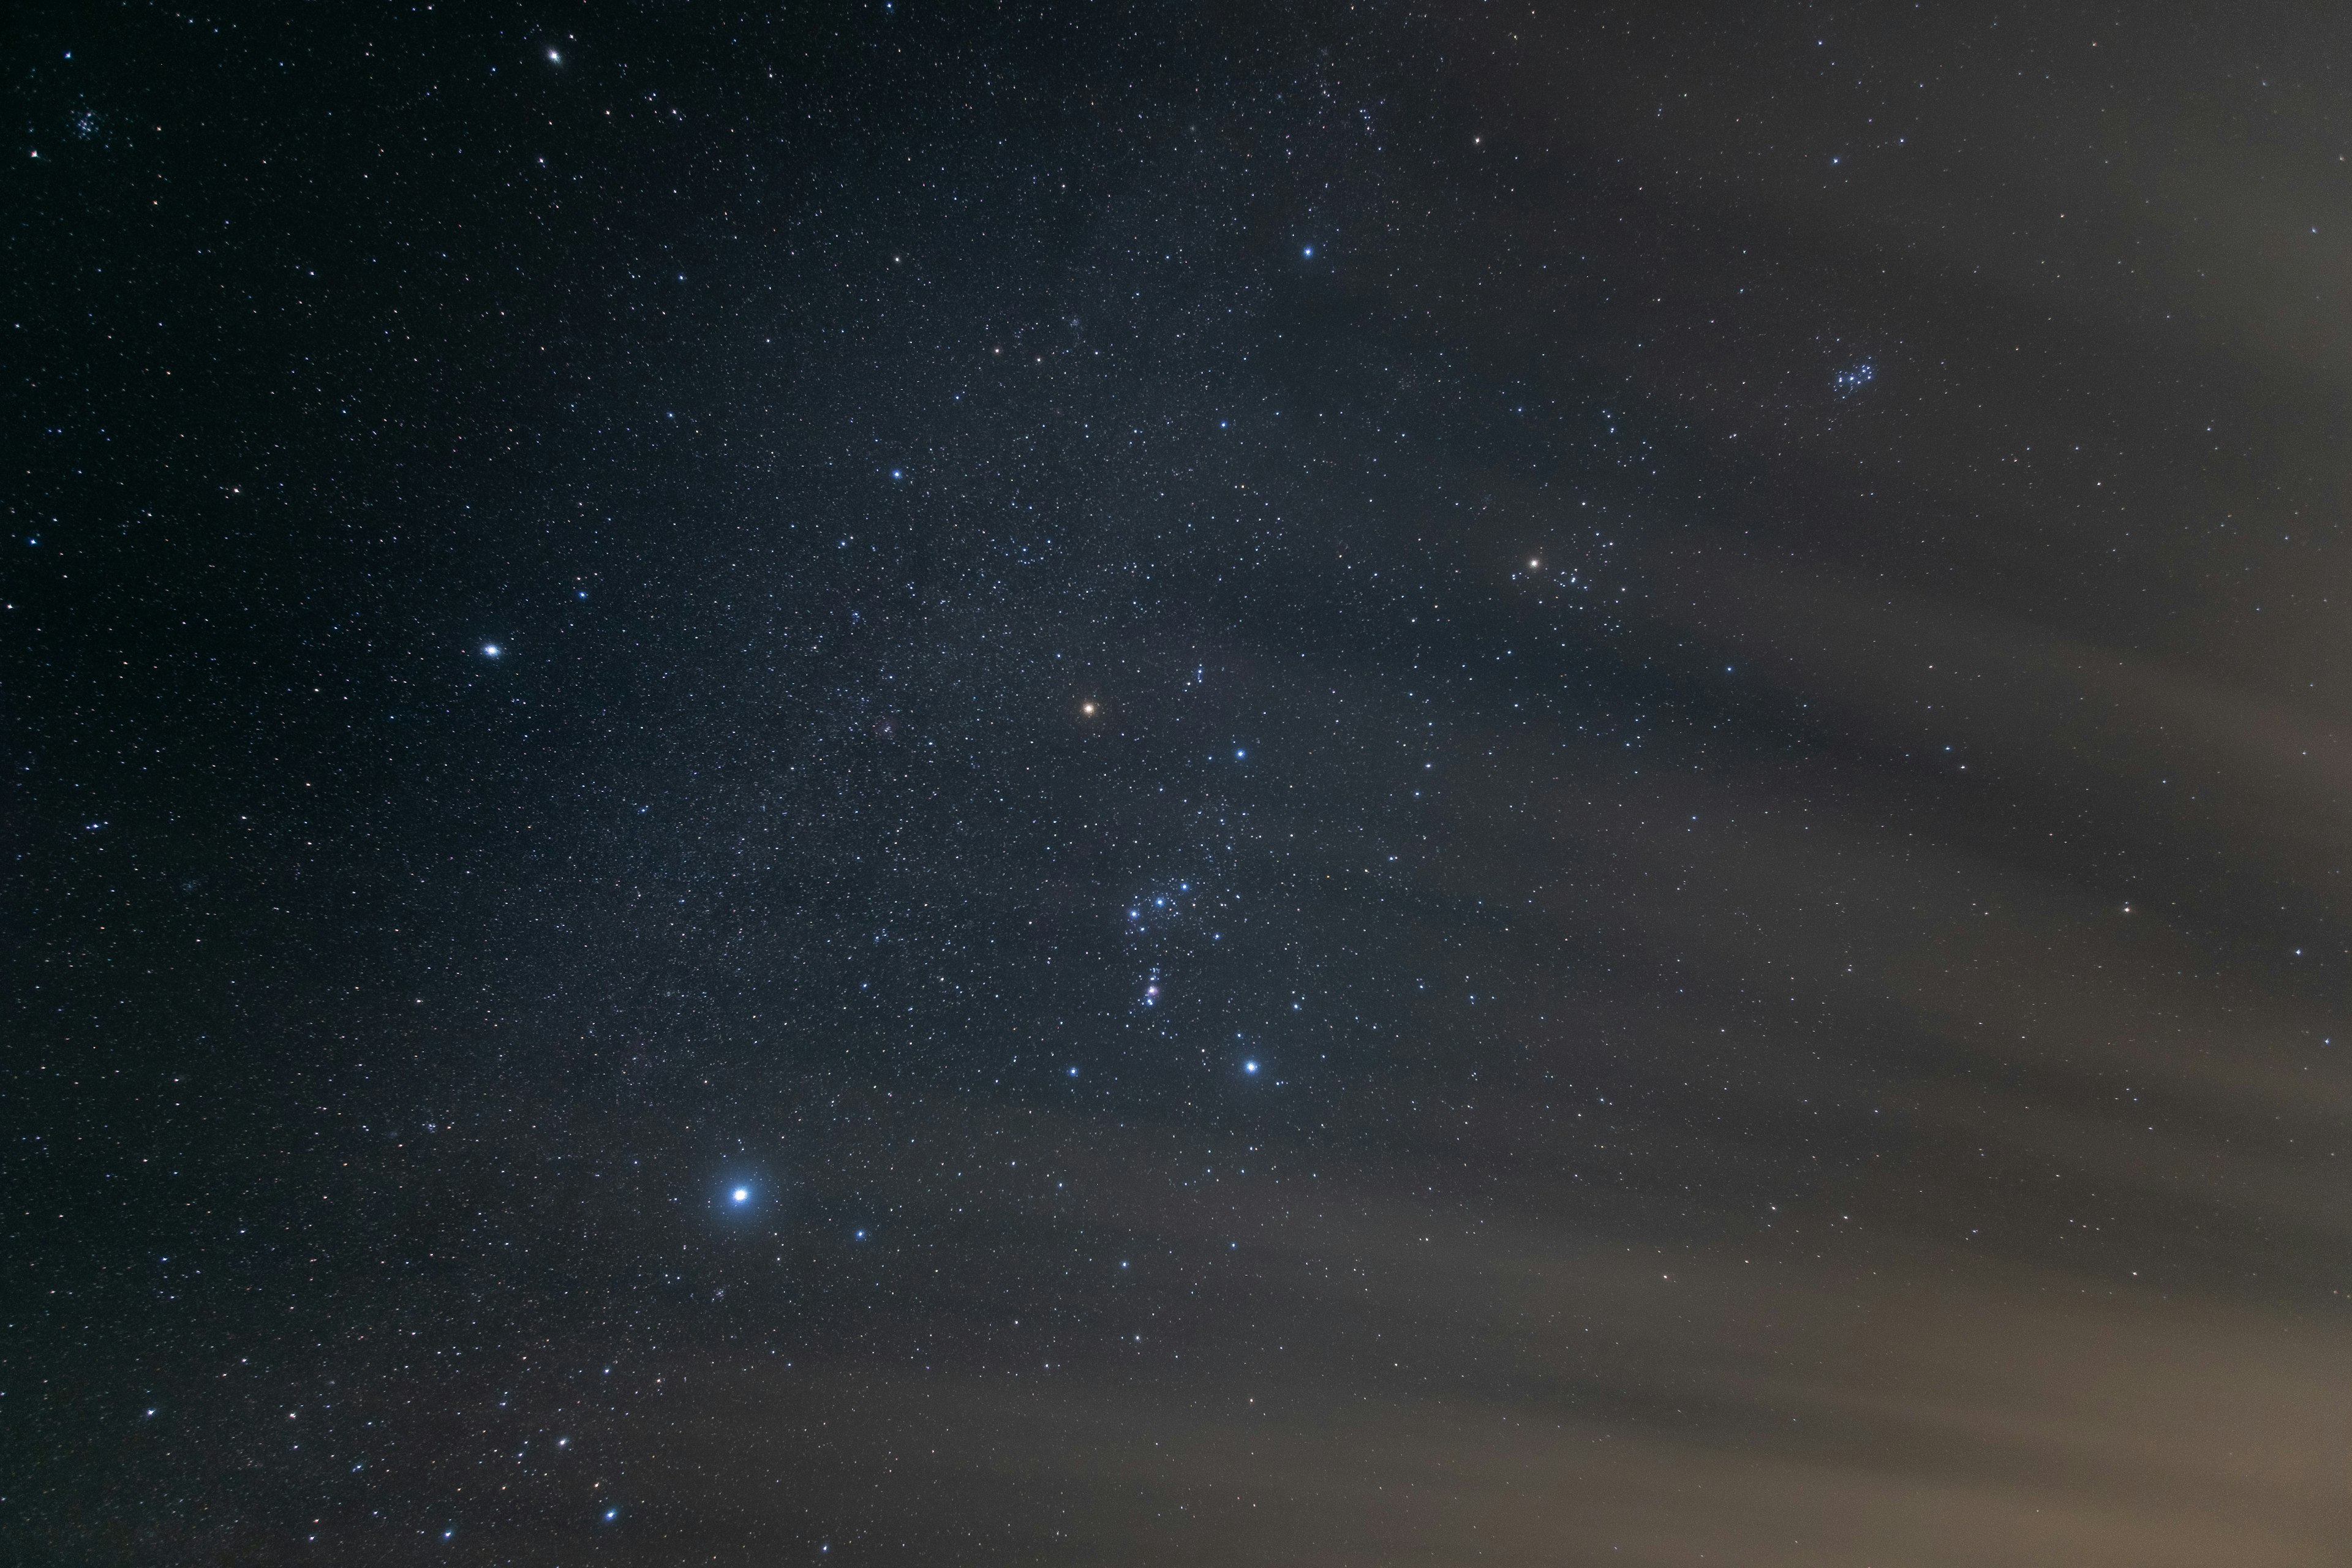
[10,2,2352,1562]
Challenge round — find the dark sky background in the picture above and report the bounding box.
[9,2,2352,1562]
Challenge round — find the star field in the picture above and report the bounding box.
[9,2,2352,1564]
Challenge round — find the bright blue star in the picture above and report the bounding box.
[731,1187,749,1204]
[1303,245,1315,257]
[481,643,501,658]
[1243,1060,1259,1074]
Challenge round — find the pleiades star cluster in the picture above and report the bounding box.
[9,3,2352,1564]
